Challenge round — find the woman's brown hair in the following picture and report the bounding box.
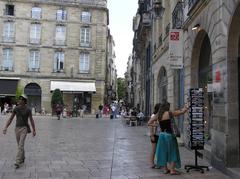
[157,101,170,121]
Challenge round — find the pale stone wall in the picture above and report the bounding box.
[0,0,108,114]
[183,0,240,168]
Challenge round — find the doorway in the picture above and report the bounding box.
[198,35,213,142]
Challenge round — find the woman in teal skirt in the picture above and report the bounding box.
[148,101,188,175]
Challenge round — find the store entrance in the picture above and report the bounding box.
[198,34,213,143]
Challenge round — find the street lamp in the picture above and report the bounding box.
[153,0,165,18]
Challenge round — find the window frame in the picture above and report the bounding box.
[79,52,90,73]
[3,21,15,42]
[2,48,13,71]
[29,50,40,72]
[56,9,67,21]
[29,23,41,44]
[53,51,64,72]
[4,4,14,16]
[55,25,66,46]
[31,7,42,19]
[81,11,91,23]
[80,27,91,47]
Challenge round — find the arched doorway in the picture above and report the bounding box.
[191,30,213,143]
[227,3,240,167]
[158,67,168,103]
[24,83,41,113]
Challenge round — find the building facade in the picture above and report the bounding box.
[105,29,117,105]
[132,0,240,175]
[0,0,109,114]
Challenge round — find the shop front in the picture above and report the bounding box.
[50,81,96,115]
[0,78,19,112]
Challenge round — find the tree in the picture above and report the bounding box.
[117,78,126,100]
[51,89,63,114]
[15,85,24,101]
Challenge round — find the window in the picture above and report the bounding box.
[79,53,90,73]
[31,7,41,19]
[54,52,64,72]
[3,21,15,42]
[30,23,41,44]
[4,5,14,16]
[29,50,40,71]
[2,48,13,71]
[81,11,91,23]
[80,27,90,47]
[56,9,67,21]
[55,25,66,45]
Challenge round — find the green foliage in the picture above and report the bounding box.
[51,89,63,108]
[117,78,126,100]
[15,85,23,101]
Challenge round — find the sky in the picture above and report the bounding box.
[108,0,138,78]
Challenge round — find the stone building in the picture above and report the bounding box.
[0,0,109,114]
[105,29,117,105]
[132,0,240,176]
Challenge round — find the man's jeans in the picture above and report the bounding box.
[15,127,27,164]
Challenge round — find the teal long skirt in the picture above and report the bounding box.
[155,132,181,168]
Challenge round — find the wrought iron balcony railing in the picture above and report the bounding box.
[188,0,200,12]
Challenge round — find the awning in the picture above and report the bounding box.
[50,81,96,92]
[0,78,19,96]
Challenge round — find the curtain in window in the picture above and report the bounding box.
[79,53,90,73]
[32,7,41,19]
[54,52,64,71]
[29,50,40,70]
[81,11,91,23]
[3,48,13,70]
[30,24,41,43]
[55,26,66,45]
[80,27,90,46]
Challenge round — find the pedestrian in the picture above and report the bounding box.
[148,101,188,175]
[98,104,103,118]
[55,104,62,120]
[2,94,36,169]
[147,103,161,168]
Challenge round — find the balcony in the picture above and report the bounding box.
[172,2,184,29]
[142,12,151,26]
[188,0,199,10]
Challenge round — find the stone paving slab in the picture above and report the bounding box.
[0,115,231,179]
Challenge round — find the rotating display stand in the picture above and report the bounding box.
[185,88,209,173]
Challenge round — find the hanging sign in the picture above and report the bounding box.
[169,29,183,69]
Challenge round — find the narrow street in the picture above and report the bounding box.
[0,115,230,179]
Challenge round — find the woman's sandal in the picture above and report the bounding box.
[163,169,170,174]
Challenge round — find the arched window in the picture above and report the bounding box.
[158,67,168,103]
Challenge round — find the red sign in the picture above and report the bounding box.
[170,32,179,41]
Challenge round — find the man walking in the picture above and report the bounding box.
[2,94,36,169]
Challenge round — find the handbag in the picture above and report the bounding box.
[169,112,180,137]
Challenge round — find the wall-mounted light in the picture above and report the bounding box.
[192,24,200,30]
[153,1,165,18]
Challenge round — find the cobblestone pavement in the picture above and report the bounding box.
[0,115,230,179]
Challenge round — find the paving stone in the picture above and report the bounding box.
[0,115,231,179]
